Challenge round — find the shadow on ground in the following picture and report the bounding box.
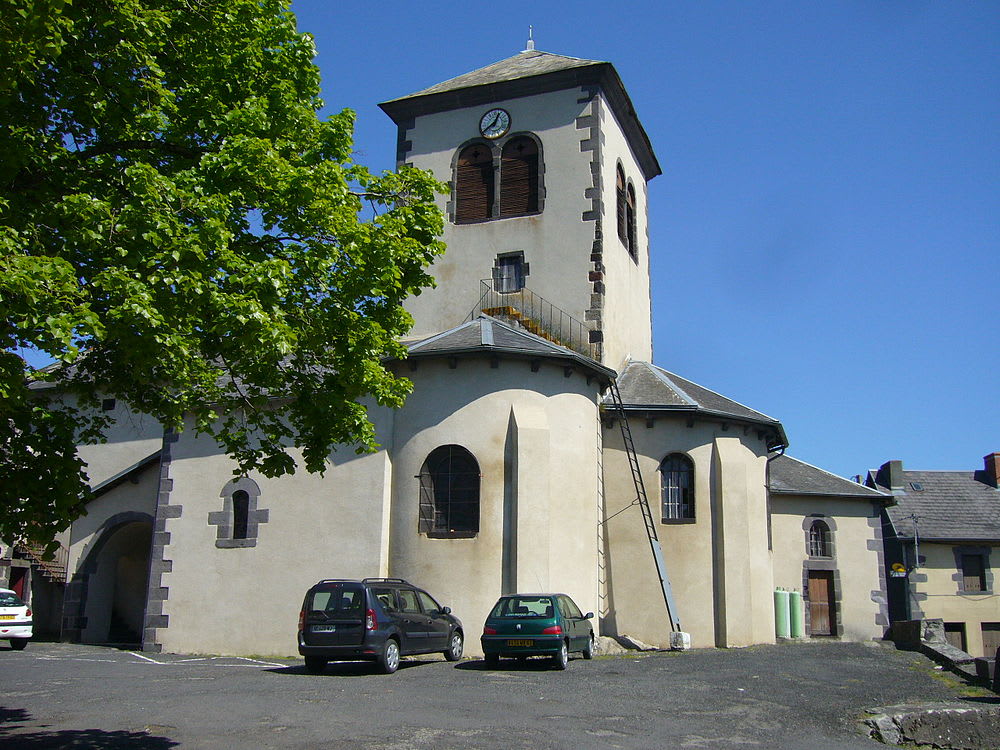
[0,707,177,749]
[266,658,436,677]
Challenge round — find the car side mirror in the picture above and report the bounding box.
[441,606,451,615]
[584,612,594,619]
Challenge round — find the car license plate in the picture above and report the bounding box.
[0,615,13,621]
[311,624,337,633]
[506,639,533,647]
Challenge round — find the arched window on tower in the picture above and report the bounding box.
[626,182,637,260]
[499,136,539,217]
[808,520,832,558]
[660,453,695,522]
[455,144,494,223]
[418,445,481,537]
[232,490,250,540]
[616,164,627,245]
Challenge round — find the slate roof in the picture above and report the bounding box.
[403,315,616,379]
[390,50,604,99]
[869,469,1000,542]
[769,455,886,499]
[610,361,787,447]
[378,49,661,181]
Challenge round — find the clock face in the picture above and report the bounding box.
[479,108,511,139]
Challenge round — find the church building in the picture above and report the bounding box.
[54,48,890,656]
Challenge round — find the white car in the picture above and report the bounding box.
[0,588,32,650]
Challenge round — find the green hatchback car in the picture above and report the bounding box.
[480,593,595,669]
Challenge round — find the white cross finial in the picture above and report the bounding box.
[526,26,535,51]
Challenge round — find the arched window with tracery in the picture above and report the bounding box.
[455,144,494,223]
[419,445,481,537]
[499,136,539,217]
[660,453,695,522]
[808,520,832,557]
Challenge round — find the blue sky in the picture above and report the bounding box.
[292,1,997,478]
[20,1,996,479]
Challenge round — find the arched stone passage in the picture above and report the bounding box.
[63,512,153,646]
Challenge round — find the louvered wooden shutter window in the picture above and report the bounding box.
[626,183,637,258]
[499,137,539,217]
[616,166,627,243]
[456,145,494,223]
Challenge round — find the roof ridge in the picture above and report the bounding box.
[656,365,780,423]
[640,362,698,406]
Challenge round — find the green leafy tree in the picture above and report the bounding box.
[0,0,446,549]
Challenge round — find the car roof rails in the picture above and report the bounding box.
[361,577,411,585]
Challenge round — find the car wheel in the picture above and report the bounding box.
[582,634,594,660]
[303,656,326,674]
[484,652,499,667]
[378,638,400,674]
[552,640,568,670]
[9,639,27,651]
[444,630,464,661]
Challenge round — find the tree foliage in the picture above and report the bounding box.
[0,0,446,548]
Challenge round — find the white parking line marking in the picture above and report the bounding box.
[126,652,286,668]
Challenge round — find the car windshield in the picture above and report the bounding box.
[491,596,554,618]
[307,584,365,614]
[0,592,24,607]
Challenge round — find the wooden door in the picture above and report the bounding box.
[944,622,967,652]
[982,623,1000,658]
[807,571,834,636]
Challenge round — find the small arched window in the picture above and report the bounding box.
[660,453,695,522]
[808,520,832,557]
[809,521,831,557]
[232,490,250,540]
[625,182,637,259]
[455,144,494,223]
[616,165,627,245]
[419,445,481,537]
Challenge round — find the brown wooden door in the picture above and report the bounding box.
[982,623,1000,658]
[808,571,834,636]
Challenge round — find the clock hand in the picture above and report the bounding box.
[486,114,499,131]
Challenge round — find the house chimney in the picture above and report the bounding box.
[983,452,1000,488]
[877,460,905,491]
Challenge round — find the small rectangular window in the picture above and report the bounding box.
[961,554,987,592]
[496,255,524,293]
[101,398,116,411]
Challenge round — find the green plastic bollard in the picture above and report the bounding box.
[774,588,790,639]
[789,589,804,638]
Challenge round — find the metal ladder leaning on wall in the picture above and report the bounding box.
[606,378,682,633]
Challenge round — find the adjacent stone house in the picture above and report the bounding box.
[866,453,1000,658]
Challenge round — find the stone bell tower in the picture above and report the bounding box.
[379,47,661,370]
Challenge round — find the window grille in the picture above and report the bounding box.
[808,520,831,557]
[419,445,481,537]
[660,453,694,521]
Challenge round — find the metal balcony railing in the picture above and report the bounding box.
[469,280,597,360]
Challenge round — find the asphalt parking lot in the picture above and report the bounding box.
[0,640,995,749]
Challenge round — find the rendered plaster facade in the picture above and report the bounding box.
[898,542,998,657]
[770,496,887,642]
[602,416,775,649]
